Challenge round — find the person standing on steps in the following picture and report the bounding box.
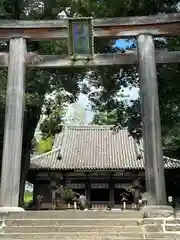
[79,193,87,210]
[120,191,129,210]
[168,195,175,209]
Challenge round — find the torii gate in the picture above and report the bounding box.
[0,13,180,211]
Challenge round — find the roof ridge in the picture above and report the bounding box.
[133,140,142,159]
[67,124,114,128]
[60,125,69,154]
[53,126,66,148]
[31,147,61,161]
[62,124,129,130]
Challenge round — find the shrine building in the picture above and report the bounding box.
[28,125,180,209]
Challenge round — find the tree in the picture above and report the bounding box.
[125,36,180,157]
[87,2,180,159]
[39,92,69,138]
[36,136,53,154]
[92,101,128,126]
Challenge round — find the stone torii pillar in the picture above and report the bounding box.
[137,34,173,217]
[0,38,26,211]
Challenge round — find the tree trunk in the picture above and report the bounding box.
[19,152,30,207]
[18,105,42,207]
[19,171,26,207]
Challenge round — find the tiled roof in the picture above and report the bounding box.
[53,131,64,149]
[30,125,180,170]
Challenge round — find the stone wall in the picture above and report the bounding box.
[139,218,180,235]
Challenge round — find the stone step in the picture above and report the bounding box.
[3,225,142,233]
[0,210,142,219]
[0,238,173,240]
[4,218,139,226]
[0,232,177,240]
[0,238,174,240]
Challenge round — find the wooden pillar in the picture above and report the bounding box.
[0,38,26,208]
[109,175,114,204]
[85,173,91,202]
[62,174,67,187]
[33,183,38,203]
[137,34,166,205]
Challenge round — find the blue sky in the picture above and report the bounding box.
[116,39,133,49]
[67,39,139,123]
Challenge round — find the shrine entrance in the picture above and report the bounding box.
[114,188,133,205]
[90,183,109,203]
[1,13,180,210]
[91,189,109,202]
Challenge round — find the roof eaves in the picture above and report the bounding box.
[30,166,145,171]
[139,147,180,168]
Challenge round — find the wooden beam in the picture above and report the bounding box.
[137,34,166,205]
[0,50,180,68]
[1,13,179,28]
[0,13,180,40]
[0,38,26,208]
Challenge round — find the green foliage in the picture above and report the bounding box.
[62,188,76,203]
[87,2,180,159]
[162,124,180,158]
[93,108,126,126]
[36,136,53,154]
[93,110,117,125]
[40,93,68,138]
[24,191,33,203]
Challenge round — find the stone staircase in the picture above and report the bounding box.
[0,210,179,239]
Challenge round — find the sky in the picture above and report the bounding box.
[66,39,139,123]
[116,39,133,49]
